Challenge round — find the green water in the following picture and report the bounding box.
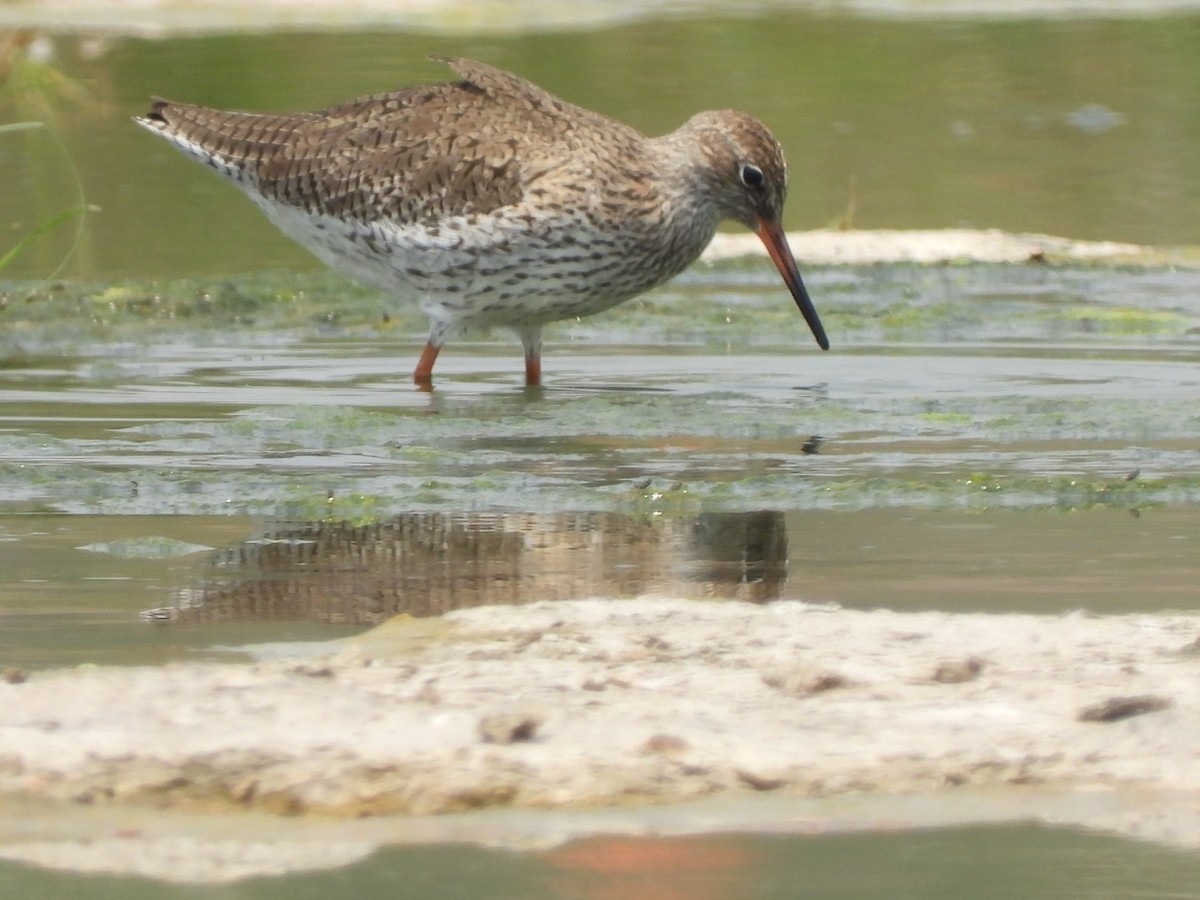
[5,824,1200,898]
[3,13,1200,279]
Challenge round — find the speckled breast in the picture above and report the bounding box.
[248,189,714,329]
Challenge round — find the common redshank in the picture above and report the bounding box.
[136,57,829,387]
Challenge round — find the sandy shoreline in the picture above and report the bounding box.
[705,228,1158,266]
[3,597,1200,880]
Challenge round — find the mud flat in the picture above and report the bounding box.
[2,597,1200,880]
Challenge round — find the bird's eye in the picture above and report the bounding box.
[739,163,765,189]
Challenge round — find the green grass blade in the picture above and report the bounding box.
[0,121,45,135]
[0,203,98,273]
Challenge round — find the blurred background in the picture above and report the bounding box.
[2,2,1199,280]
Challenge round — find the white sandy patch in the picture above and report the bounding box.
[708,228,1148,265]
[2,598,1200,878]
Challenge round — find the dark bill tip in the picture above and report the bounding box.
[755,220,830,351]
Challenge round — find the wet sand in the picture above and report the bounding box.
[2,595,1200,880]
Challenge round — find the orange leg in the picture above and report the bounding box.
[413,341,439,389]
[524,347,542,387]
[518,326,543,388]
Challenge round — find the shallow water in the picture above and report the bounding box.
[1,262,1197,670]
[6,823,1200,899]
[3,14,1200,279]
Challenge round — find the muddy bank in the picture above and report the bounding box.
[2,598,1200,878]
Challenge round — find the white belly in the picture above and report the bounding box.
[244,189,713,331]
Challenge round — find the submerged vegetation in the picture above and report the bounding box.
[2,258,1199,351]
[1,251,1197,524]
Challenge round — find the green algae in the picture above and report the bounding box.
[4,260,1200,354]
[1052,304,1189,334]
[1,260,1198,575]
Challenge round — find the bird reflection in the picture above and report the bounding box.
[158,510,788,624]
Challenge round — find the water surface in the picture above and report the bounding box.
[3,13,1200,279]
[1,262,1197,669]
[6,823,1200,899]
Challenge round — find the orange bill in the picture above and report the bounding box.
[756,218,830,350]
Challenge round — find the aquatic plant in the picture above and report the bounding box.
[0,32,96,280]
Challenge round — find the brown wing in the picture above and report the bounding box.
[139,58,625,225]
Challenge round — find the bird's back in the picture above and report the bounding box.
[136,57,641,226]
